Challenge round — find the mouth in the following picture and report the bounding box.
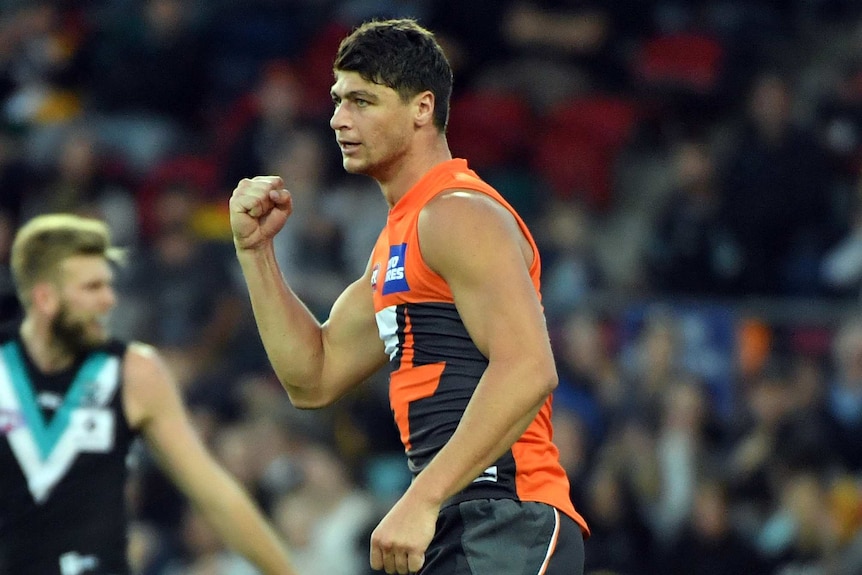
[338,140,361,154]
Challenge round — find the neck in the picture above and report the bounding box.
[19,317,74,373]
[379,137,452,207]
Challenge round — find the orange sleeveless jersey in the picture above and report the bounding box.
[369,159,589,534]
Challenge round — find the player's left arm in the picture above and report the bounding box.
[123,343,298,575]
[411,188,558,503]
[369,189,558,574]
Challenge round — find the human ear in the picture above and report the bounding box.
[415,91,435,127]
[31,282,60,316]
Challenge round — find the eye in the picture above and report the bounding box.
[355,98,369,107]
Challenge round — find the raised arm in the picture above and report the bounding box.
[122,343,299,575]
[230,176,388,408]
[369,190,559,573]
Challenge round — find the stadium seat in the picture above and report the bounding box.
[632,32,725,95]
[531,95,640,211]
[446,89,534,172]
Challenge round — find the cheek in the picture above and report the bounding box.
[375,120,411,157]
[64,295,99,317]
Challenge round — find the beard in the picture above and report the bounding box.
[50,303,108,357]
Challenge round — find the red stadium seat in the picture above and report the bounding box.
[446,89,534,172]
[633,32,725,95]
[531,95,640,211]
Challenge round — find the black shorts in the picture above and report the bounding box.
[421,499,585,575]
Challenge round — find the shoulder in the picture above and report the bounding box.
[420,188,522,244]
[419,188,529,273]
[123,341,163,369]
[421,188,513,228]
[121,342,179,429]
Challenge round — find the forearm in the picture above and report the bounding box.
[235,244,325,392]
[193,468,297,575]
[408,360,555,506]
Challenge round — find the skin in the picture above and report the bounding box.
[18,254,297,575]
[231,69,558,574]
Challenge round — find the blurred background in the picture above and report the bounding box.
[3,0,862,573]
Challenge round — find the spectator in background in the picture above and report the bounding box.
[644,136,742,296]
[768,354,841,474]
[273,443,379,575]
[552,405,594,507]
[552,310,624,442]
[264,126,350,320]
[202,0,330,104]
[535,199,603,313]
[115,181,246,391]
[217,60,307,191]
[725,360,798,526]
[651,380,722,548]
[582,463,659,575]
[425,0,515,89]
[718,69,835,296]
[79,0,209,172]
[323,173,388,280]
[663,478,771,575]
[619,307,686,426]
[0,1,88,131]
[0,208,17,323]
[0,129,33,224]
[592,416,662,543]
[159,505,263,575]
[20,124,138,247]
[821,168,862,299]
[432,0,636,108]
[759,472,839,574]
[813,25,862,189]
[471,1,631,111]
[826,315,862,470]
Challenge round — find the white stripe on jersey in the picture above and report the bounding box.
[375,306,399,360]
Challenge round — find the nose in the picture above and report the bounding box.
[330,102,348,131]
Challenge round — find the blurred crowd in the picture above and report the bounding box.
[3,1,862,574]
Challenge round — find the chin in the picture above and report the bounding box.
[342,158,370,175]
[84,327,110,347]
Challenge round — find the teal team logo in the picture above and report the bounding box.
[0,342,119,502]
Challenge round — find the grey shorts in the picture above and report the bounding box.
[421,499,585,575]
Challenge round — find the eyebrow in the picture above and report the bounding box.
[331,89,380,102]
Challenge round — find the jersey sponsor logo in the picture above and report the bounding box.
[59,551,99,575]
[370,263,380,292]
[382,243,410,295]
[0,407,23,434]
[0,342,121,502]
[473,465,498,483]
[37,391,63,411]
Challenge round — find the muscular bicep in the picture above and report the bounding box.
[315,273,390,403]
[418,192,551,365]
